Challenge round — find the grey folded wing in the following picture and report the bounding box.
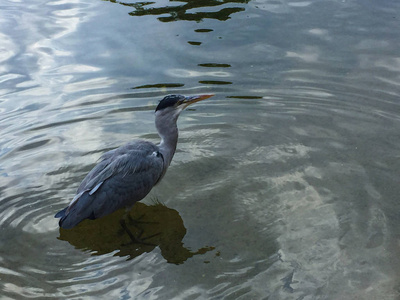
[58,141,164,228]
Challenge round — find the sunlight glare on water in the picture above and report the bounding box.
[1,0,400,298]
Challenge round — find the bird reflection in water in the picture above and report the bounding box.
[58,202,215,264]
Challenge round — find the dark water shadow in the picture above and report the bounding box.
[58,202,214,264]
[105,0,249,22]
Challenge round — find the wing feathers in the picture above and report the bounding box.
[55,141,165,228]
[89,181,103,195]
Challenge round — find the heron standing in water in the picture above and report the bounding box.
[55,94,214,229]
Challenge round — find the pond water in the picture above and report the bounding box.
[1,0,400,298]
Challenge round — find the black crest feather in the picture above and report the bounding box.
[155,95,185,112]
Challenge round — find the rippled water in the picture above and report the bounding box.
[1,0,400,298]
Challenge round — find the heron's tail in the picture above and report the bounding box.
[54,193,96,229]
[55,207,67,218]
[55,209,86,229]
[55,207,77,229]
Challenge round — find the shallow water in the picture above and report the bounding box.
[1,0,400,298]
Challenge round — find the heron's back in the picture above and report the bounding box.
[56,140,165,228]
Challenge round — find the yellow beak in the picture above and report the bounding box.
[183,94,214,106]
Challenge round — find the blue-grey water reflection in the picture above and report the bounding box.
[1,0,400,298]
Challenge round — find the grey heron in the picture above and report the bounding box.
[55,94,214,229]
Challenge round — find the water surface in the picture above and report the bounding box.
[1,0,400,298]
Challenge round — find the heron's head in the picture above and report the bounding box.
[155,94,214,117]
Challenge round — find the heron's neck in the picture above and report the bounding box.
[155,113,179,166]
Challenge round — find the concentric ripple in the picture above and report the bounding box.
[1,0,400,298]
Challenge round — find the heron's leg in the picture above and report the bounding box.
[119,219,158,246]
[120,219,140,243]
